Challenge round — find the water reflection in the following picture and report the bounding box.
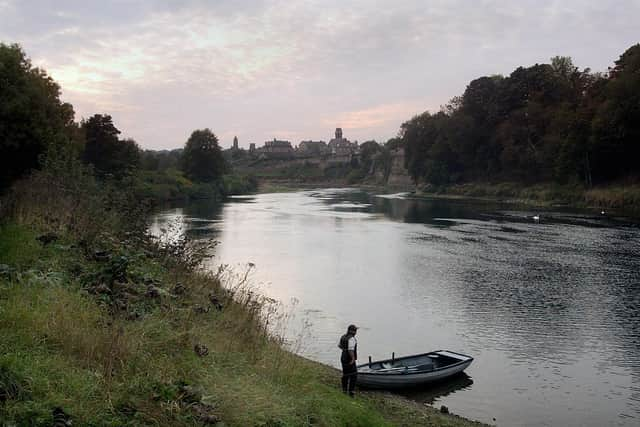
[401,373,474,404]
[149,189,640,427]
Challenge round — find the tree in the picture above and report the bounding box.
[398,43,640,187]
[590,44,640,181]
[81,114,140,177]
[181,129,227,182]
[0,43,76,189]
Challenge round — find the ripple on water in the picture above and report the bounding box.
[149,190,640,426]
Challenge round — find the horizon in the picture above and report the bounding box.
[1,0,638,150]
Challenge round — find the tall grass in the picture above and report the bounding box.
[0,152,488,426]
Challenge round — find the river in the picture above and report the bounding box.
[148,188,640,427]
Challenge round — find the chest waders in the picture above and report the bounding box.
[339,333,358,395]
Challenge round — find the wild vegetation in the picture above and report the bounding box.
[0,42,488,426]
[400,44,640,207]
[0,129,486,427]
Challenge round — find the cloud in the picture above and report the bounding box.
[1,0,638,149]
[323,102,428,132]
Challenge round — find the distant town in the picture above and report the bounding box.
[230,128,362,162]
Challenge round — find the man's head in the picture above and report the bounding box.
[347,324,358,335]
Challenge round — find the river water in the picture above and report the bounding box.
[148,188,640,426]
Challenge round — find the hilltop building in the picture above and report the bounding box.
[298,140,328,156]
[327,127,358,155]
[261,138,294,159]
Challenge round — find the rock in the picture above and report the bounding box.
[126,311,141,321]
[91,283,112,295]
[36,232,59,246]
[52,406,72,426]
[192,403,219,424]
[113,299,128,312]
[440,405,449,414]
[143,277,161,286]
[0,264,15,279]
[180,384,204,403]
[194,344,209,357]
[92,250,110,261]
[145,285,161,299]
[208,293,223,311]
[173,283,187,295]
[199,413,220,425]
[193,305,210,314]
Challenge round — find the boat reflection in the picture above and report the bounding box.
[397,372,474,404]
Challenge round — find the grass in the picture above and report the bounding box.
[0,158,488,426]
[0,222,489,426]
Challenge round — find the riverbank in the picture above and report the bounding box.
[411,181,640,215]
[133,169,258,203]
[257,179,640,217]
[0,174,489,426]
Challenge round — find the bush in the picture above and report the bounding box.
[222,174,258,195]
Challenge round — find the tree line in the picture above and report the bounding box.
[0,43,227,192]
[400,44,640,187]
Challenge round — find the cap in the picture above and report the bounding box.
[347,324,358,332]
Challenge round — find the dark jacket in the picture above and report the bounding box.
[339,333,357,364]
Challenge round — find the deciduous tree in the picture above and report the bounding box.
[0,43,76,189]
[181,129,227,182]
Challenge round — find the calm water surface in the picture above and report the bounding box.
[149,189,640,426]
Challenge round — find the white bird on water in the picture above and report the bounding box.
[533,215,540,222]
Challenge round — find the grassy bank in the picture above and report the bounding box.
[132,169,258,202]
[413,181,640,215]
[0,166,488,426]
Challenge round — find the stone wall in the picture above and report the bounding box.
[386,148,413,187]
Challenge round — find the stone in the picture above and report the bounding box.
[192,402,219,424]
[173,283,187,295]
[208,293,223,311]
[194,344,209,357]
[52,406,72,426]
[36,232,58,246]
[92,249,110,261]
[193,305,210,314]
[145,285,161,299]
[92,283,112,295]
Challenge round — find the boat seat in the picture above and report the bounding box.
[413,361,434,371]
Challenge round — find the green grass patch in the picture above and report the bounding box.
[0,218,488,426]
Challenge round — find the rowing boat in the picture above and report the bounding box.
[356,350,473,389]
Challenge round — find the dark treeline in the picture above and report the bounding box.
[401,44,640,187]
[0,43,238,198]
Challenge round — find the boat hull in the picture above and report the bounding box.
[356,350,473,389]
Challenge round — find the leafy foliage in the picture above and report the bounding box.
[81,114,140,177]
[0,43,77,190]
[401,44,640,187]
[181,129,228,182]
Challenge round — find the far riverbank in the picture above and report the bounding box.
[256,179,640,217]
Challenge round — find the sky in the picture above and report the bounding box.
[1,0,639,150]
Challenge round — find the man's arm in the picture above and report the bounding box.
[348,350,356,365]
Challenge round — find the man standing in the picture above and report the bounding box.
[338,324,358,396]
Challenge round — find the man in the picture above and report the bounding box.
[338,324,358,396]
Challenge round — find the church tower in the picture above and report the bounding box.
[335,128,343,140]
